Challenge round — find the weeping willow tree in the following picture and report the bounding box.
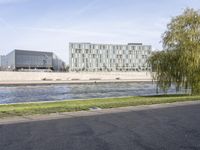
[149,8,200,95]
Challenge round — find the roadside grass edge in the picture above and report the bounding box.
[0,95,200,118]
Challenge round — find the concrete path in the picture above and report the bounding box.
[0,71,152,86]
[0,79,152,86]
[1,101,200,150]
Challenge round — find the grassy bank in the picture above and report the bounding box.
[0,95,200,118]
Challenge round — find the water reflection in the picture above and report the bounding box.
[0,82,184,104]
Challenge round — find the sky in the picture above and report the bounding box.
[0,0,199,64]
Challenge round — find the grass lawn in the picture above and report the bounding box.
[0,94,200,118]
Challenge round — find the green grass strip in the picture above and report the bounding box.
[0,95,200,118]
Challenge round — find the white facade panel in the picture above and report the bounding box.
[69,43,152,72]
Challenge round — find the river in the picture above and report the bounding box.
[0,82,184,104]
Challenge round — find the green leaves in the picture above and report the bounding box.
[149,8,200,95]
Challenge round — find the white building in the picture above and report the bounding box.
[69,43,152,72]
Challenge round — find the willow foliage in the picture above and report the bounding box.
[149,8,200,95]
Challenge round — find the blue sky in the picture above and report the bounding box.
[0,0,199,63]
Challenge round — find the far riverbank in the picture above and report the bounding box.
[0,71,152,86]
[0,79,153,86]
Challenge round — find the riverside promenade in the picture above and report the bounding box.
[0,71,152,85]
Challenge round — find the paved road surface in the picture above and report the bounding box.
[1,103,200,150]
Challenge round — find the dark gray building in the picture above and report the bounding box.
[0,55,2,70]
[53,54,66,71]
[0,56,2,69]
[1,49,65,71]
[0,55,6,71]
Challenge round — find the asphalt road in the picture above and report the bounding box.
[1,104,200,150]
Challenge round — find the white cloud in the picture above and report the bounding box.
[0,14,165,63]
[19,26,119,38]
[0,0,168,63]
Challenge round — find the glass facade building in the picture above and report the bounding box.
[69,43,152,72]
[0,55,7,71]
[0,50,65,71]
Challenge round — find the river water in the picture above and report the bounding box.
[0,82,184,104]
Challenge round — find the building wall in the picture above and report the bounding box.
[6,51,15,70]
[0,50,65,72]
[69,43,152,72]
[0,55,2,70]
[0,56,2,67]
[53,54,66,71]
[15,50,53,69]
[0,55,6,70]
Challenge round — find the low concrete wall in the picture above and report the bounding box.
[0,71,152,81]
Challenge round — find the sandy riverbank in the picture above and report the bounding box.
[0,71,153,85]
